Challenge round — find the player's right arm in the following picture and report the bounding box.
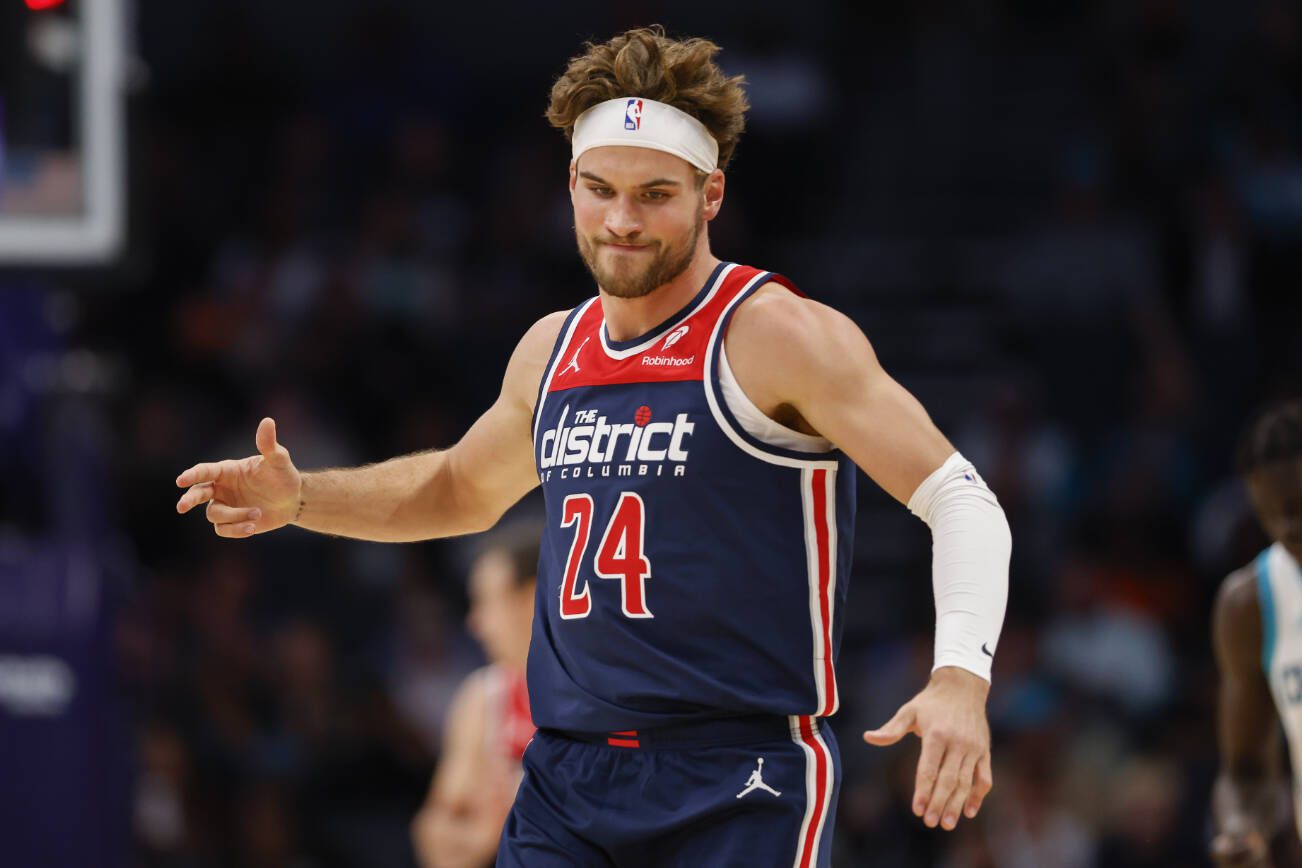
[1211,564,1282,868]
[175,311,569,542]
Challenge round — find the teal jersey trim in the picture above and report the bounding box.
[1258,548,1277,676]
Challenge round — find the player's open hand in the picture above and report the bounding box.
[862,666,992,831]
[1211,828,1271,868]
[175,417,302,538]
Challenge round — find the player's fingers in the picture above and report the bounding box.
[922,743,963,828]
[205,502,262,525]
[176,482,215,514]
[176,461,229,489]
[862,704,917,746]
[964,752,993,818]
[213,520,259,539]
[912,735,945,820]
[938,751,978,830]
[255,417,279,459]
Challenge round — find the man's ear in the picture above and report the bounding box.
[703,169,726,221]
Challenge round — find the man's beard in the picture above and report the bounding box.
[576,210,703,300]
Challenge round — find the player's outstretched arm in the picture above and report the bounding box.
[176,310,568,542]
[1211,566,1281,868]
[727,286,1008,832]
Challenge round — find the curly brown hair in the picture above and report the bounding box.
[546,26,749,171]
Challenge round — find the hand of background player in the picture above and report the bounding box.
[862,666,992,831]
[175,417,302,537]
[1210,826,1271,868]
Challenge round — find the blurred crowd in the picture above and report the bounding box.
[3,1,1302,866]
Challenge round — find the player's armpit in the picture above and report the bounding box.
[724,286,954,505]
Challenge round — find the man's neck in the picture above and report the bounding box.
[600,249,722,342]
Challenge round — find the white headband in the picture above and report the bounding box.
[571,97,719,174]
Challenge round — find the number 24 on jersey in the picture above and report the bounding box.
[559,492,653,620]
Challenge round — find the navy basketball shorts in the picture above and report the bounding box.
[497,714,841,868]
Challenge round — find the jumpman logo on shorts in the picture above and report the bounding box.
[562,337,589,376]
[735,757,781,799]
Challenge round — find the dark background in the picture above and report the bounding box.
[2,0,1302,865]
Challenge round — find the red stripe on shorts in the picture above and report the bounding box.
[795,715,830,868]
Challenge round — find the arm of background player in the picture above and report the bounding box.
[1211,566,1281,868]
[411,671,503,868]
[176,310,568,542]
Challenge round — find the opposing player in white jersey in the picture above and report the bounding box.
[1213,400,1302,867]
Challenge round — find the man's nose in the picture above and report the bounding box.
[605,196,642,238]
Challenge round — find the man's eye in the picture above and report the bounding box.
[644,191,668,201]
[590,186,614,197]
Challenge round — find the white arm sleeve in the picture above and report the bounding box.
[906,451,1011,683]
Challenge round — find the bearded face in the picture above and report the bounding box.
[575,204,704,299]
[570,146,714,300]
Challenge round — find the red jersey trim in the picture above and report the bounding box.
[547,264,765,392]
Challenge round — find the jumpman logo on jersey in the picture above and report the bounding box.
[735,757,781,799]
[561,337,590,376]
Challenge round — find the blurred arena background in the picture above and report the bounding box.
[2,1,1301,865]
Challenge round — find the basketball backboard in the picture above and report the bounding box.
[0,0,125,265]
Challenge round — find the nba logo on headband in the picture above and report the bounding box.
[624,99,643,130]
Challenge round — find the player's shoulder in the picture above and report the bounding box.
[1216,561,1263,616]
[735,280,837,326]
[1214,560,1266,652]
[447,664,497,724]
[519,308,574,354]
[726,279,875,386]
[505,308,573,387]
[730,281,861,347]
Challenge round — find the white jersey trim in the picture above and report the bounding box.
[719,342,833,452]
[703,271,839,470]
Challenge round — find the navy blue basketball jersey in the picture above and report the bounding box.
[528,262,857,733]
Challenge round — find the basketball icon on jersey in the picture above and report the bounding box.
[635,405,652,426]
[625,99,643,130]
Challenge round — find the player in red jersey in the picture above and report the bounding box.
[411,525,538,868]
[177,27,1010,865]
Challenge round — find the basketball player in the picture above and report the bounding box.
[176,27,1011,866]
[1212,400,1302,868]
[411,525,538,868]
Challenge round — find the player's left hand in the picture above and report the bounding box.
[862,666,992,831]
